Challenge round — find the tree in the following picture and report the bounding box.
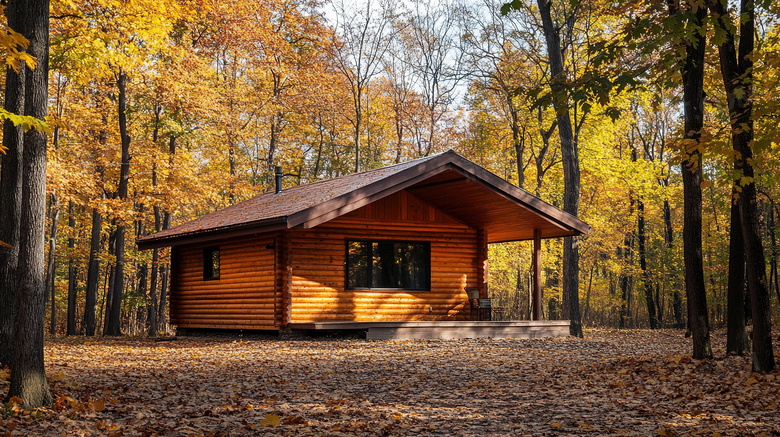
[404,0,466,156]
[0,1,28,367]
[462,0,545,189]
[330,0,393,172]
[710,0,774,371]
[6,0,54,407]
[103,69,131,337]
[530,0,583,337]
[673,0,712,359]
[66,200,77,335]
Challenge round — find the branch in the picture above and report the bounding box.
[50,13,82,20]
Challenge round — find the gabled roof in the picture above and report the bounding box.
[136,150,590,249]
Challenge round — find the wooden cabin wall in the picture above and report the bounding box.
[169,235,278,330]
[288,190,478,322]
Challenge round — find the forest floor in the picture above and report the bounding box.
[1,328,779,436]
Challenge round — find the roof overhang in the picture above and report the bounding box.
[285,155,588,243]
[136,150,589,250]
[136,217,287,250]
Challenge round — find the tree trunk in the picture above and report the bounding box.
[66,200,77,335]
[0,12,25,367]
[149,245,159,335]
[711,0,773,371]
[354,103,362,173]
[104,70,131,336]
[638,199,657,329]
[620,149,636,329]
[677,1,712,359]
[768,200,779,308]
[536,0,582,337]
[158,264,169,332]
[46,192,59,335]
[583,262,595,324]
[508,97,525,189]
[8,0,53,407]
[148,203,160,337]
[726,189,748,354]
[83,206,101,336]
[664,200,684,328]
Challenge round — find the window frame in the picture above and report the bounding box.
[203,246,220,281]
[344,239,431,291]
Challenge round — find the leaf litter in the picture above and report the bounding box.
[1,328,779,436]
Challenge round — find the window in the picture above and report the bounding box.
[346,240,430,290]
[203,247,220,280]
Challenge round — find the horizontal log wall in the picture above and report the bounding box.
[170,235,278,330]
[289,190,478,322]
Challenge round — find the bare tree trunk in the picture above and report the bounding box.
[9,0,53,407]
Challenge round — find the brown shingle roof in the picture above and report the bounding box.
[137,154,439,248]
[137,150,590,249]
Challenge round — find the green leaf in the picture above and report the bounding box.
[0,108,51,134]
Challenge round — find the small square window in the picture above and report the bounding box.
[203,247,220,280]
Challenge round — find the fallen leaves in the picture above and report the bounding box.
[0,328,778,435]
[259,413,279,427]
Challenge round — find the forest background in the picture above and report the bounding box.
[1,0,779,346]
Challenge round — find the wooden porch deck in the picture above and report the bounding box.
[287,320,570,340]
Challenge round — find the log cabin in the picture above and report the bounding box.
[136,150,590,337]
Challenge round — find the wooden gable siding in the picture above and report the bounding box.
[288,190,478,323]
[169,235,277,330]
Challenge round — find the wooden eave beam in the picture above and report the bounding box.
[136,218,287,250]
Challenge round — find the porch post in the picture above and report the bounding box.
[532,229,542,320]
[477,229,489,299]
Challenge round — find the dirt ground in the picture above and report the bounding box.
[1,328,779,436]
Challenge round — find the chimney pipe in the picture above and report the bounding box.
[275,166,282,194]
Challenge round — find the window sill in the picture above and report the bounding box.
[345,288,430,293]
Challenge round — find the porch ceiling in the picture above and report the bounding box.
[407,169,578,243]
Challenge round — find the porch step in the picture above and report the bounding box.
[287,321,570,340]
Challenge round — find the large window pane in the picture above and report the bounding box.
[371,241,398,288]
[346,239,430,291]
[347,241,369,288]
